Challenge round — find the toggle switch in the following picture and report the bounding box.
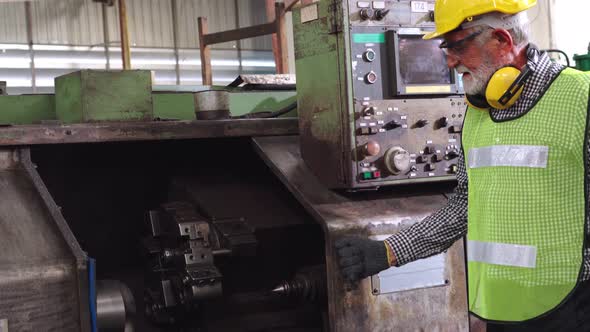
[375,9,390,20]
[414,119,429,128]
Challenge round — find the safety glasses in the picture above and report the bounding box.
[439,29,488,57]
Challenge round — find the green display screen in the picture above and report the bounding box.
[352,33,385,43]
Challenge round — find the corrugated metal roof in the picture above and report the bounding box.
[0,0,271,50]
[0,2,27,43]
[31,0,104,45]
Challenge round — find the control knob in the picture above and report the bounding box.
[362,106,376,116]
[365,71,378,84]
[359,8,374,20]
[384,147,411,174]
[363,49,376,62]
[362,140,381,158]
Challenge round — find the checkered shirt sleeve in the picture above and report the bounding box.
[385,147,468,266]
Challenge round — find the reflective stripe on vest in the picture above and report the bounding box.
[468,145,549,169]
[467,240,537,268]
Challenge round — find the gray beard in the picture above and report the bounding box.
[457,58,501,95]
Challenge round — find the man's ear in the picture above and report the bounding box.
[491,29,514,51]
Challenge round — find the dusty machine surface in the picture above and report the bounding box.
[294,0,466,189]
[0,149,90,331]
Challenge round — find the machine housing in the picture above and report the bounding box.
[294,0,467,189]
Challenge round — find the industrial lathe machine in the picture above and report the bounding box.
[0,1,475,331]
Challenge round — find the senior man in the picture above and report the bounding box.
[336,0,590,330]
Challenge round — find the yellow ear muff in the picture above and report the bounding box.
[485,66,525,110]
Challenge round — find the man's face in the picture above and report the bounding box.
[443,28,504,95]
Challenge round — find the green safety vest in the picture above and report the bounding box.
[462,68,590,322]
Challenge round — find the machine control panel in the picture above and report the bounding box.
[354,98,465,184]
[350,0,435,26]
[293,0,466,188]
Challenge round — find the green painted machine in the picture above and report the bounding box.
[574,43,590,71]
[0,70,297,126]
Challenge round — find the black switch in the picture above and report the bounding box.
[423,145,435,154]
[435,117,449,129]
[416,155,428,164]
[446,150,459,160]
[449,124,463,133]
[414,119,429,128]
[448,164,458,174]
[375,9,390,20]
[432,152,444,163]
[383,120,401,130]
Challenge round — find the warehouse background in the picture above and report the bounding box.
[0,0,588,94]
[0,0,278,94]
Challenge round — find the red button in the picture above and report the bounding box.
[373,171,381,178]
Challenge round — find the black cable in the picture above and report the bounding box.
[226,76,296,91]
[232,101,297,119]
[240,84,297,91]
[543,49,571,67]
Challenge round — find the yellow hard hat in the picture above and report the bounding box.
[423,0,537,40]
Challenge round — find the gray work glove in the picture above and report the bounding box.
[335,237,390,282]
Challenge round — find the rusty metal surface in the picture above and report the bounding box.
[237,74,297,85]
[252,136,469,332]
[0,149,89,331]
[0,118,298,146]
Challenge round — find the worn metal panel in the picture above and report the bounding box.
[0,149,90,331]
[0,2,27,43]
[31,0,104,45]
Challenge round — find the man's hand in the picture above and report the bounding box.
[335,237,390,282]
